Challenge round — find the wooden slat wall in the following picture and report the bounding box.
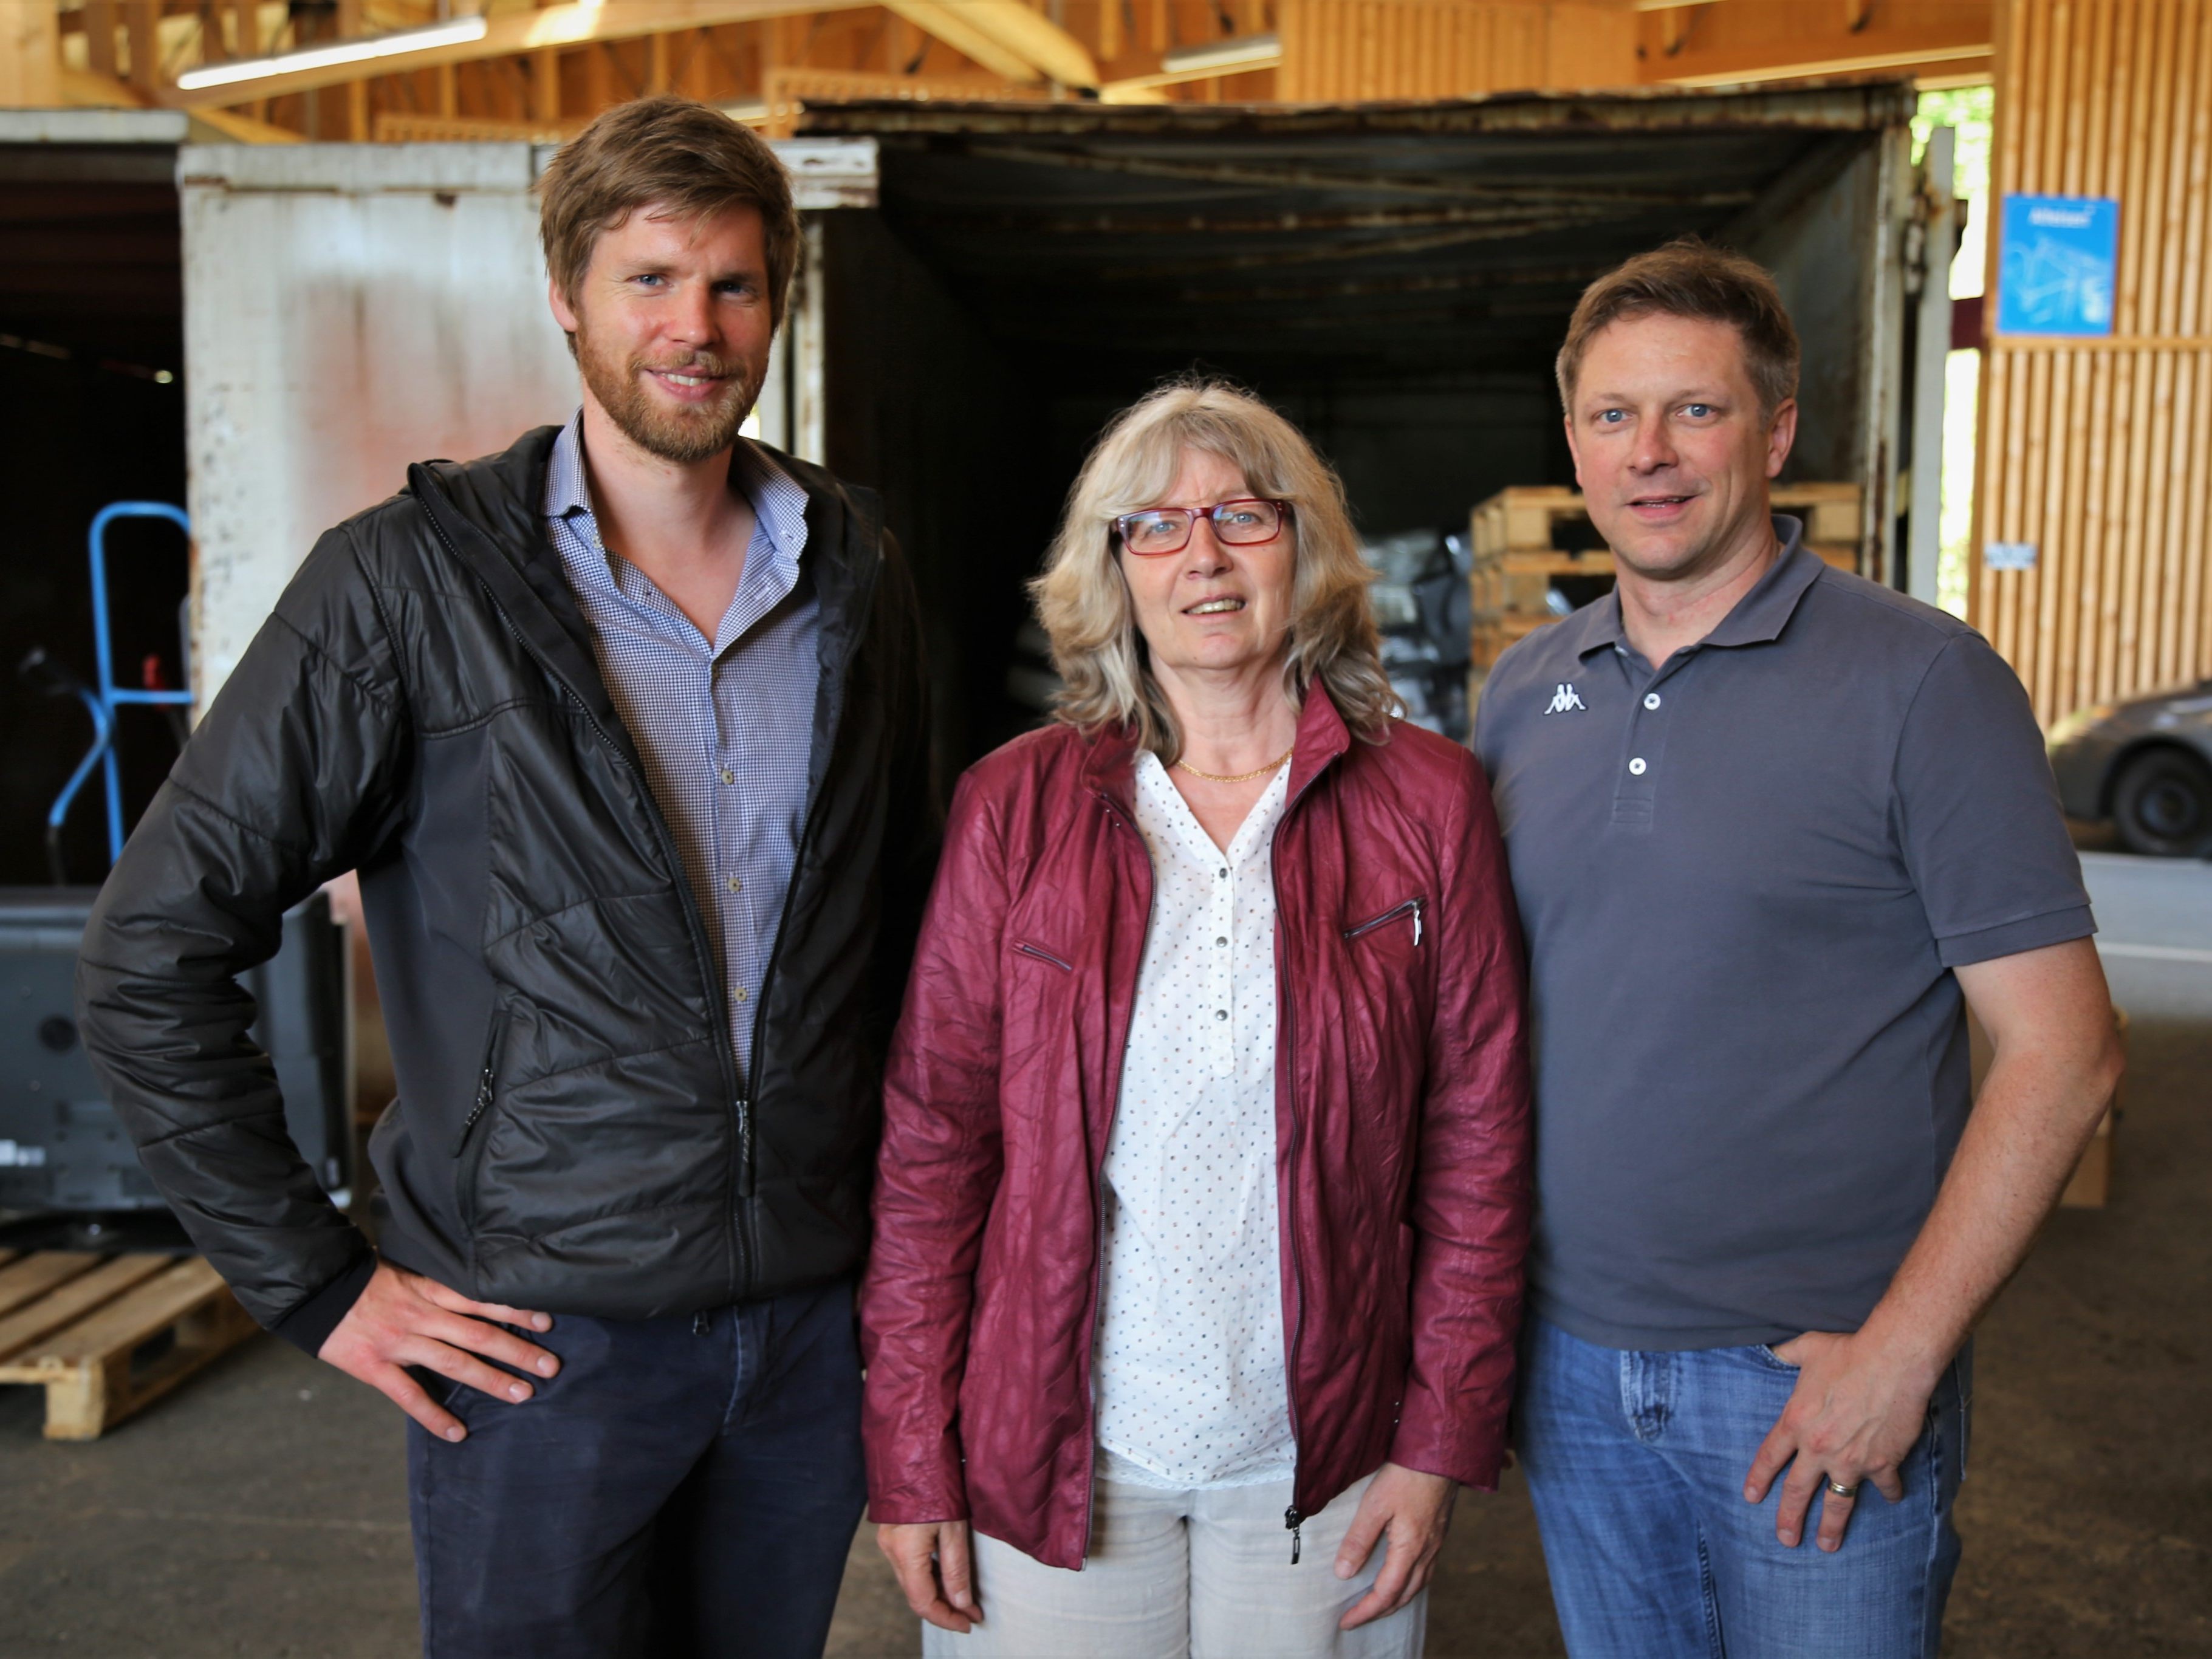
[1974,0,2212,722]
[1276,1,1634,101]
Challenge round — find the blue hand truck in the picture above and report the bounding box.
[20,502,194,881]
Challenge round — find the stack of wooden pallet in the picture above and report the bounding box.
[0,1250,256,1439]
[1468,483,1863,694]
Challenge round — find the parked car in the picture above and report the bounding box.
[2047,681,2212,857]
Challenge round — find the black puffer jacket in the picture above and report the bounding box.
[77,426,934,1350]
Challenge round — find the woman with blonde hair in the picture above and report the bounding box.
[860,379,1532,1658]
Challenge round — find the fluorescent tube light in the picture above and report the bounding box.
[176,15,490,91]
[1160,32,1280,77]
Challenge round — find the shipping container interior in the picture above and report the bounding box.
[809,86,1913,767]
[0,115,190,888]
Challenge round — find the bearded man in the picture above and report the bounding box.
[77,97,934,1658]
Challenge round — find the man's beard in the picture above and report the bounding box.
[574,323,764,465]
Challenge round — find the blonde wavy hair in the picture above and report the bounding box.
[1030,379,1398,762]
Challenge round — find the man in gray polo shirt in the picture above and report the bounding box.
[1474,241,2125,1658]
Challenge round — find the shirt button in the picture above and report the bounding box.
[719,767,736,785]
[725,875,742,893]
[1629,757,1648,776]
[1643,693,1662,710]
[1217,867,1228,879]
[733,986,748,1002]
[1215,1009,1228,1021]
[1216,936,1228,947]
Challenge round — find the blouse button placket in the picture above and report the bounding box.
[1213,861,1236,1076]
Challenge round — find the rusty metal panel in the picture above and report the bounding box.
[178,138,869,703]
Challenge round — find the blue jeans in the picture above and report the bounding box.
[1518,1316,1969,1659]
[407,1277,866,1659]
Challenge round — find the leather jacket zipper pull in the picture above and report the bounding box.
[1411,897,1424,947]
[1286,1505,1303,1565]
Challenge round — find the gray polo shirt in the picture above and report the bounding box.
[1473,518,2094,1350]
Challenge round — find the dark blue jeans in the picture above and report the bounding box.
[1518,1316,1970,1659]
[407,1277,866,1659]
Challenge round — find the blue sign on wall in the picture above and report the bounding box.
[1996,194,2120,337]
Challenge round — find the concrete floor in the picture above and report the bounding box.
[4,855,2206,1657]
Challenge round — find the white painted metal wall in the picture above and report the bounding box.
[180,137,874,703]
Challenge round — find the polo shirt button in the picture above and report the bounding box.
[1644,693,1662,710]
[1629,758,1648,776]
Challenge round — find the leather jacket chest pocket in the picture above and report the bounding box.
[1342,897,1425,963]
[1336,896,1431,1131]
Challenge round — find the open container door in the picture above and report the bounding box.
[799,82,1922,765]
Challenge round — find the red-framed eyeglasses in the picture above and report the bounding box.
[1111,498,1291,556]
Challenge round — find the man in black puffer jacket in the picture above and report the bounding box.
[77,98,933,1657]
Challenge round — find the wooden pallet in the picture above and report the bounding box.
[0,1250,258,1440]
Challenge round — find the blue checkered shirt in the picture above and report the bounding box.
[545,411,817,1087]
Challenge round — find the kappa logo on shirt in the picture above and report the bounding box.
[1543,682,1587,716]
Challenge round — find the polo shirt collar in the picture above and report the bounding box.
[1702,515,1818,648]
[1570,511,1818,660]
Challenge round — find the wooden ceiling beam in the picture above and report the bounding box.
[1643,0,1992,85]
[881,0,1100,88]
[63,63,307,142]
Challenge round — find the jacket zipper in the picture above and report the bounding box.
[450,1014,503,1157]
[1343,897,1425,948]
[733,549,884,1221]
[413,485,749,1291]
[1014,941,1075,973]
[1275,920,1307,1565]
[1077,795,1154,1565]
[1271,751,1337,1564]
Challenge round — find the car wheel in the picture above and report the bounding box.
[2111,747,2212,857]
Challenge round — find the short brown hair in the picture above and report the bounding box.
[1555,238,1800,419]
[538,95,801,327]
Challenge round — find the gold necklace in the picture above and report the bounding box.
[1176,745,1294,785]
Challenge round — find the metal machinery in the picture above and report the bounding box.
[0,887,354,1226]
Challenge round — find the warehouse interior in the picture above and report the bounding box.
[2,0,2210,1654]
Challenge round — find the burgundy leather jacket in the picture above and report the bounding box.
[860,688,1531,1570]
